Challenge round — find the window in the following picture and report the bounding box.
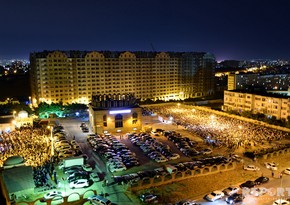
[115,114,123,128]
[103,115,107,127]
[132,112,138,124]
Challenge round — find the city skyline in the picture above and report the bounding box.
[1,0,290,61]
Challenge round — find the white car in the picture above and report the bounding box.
[231,154,242,162]
[273,199,290,205]
[90,172,100,182]
[155,157,168,163]
[250,187,268,197]
[243,165,260,171]
[205,190,224,201]
[69,179,89,189]
[284,168,290,175]
[43,191,64,200]
[109,166,127,172]
[82,164,93,171]
[223,186,240,196]
[265,162,278,170]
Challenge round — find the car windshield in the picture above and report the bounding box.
[211,192,217,196]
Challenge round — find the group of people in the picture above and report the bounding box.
[0,126,52,167]
[33,162,56,189]
[146,105,289,150]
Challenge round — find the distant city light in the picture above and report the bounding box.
[109,109,131,114]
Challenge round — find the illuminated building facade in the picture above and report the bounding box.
[30,50,216,105]
[88,94,142,134]
[223,90,290,120]
[229,73,290,91]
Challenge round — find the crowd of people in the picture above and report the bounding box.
[0,126,52,167]
[33,162,56,189]
[145,105,289,150]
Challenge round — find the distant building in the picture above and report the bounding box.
[88,94,142,134]
[228,72,290,91]
[223,90,290,121]
[30,50,216,105]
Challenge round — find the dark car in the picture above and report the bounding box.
[240,180,256,188]
[254,176,269,185]
[225,193,244,204]
[139,193,158,203]
[82,127,89,133]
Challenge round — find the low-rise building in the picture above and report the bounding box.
[89,94,142,135]
[223,90,290,121]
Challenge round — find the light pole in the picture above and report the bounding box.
[47,126,54,156]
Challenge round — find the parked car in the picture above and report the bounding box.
[240,180,256,188]
[90,173,101,182]
[82,164,93,171]
[265,162,278,170]
[67,171,89,182]
[223,186,240,196]
[168,153,180,160]
[88,195,112,205]
[225,193,244,204]
[231,154,243,162]
[82,127,89,133]
[243,165,260,171]
[139,193,158,203]
[254,176,269,185]
[284,168,290,175]
[175,200,200,205]
[273,199,290,205]
[43,191,63,200]
[250,187,268,196]
[69,179,89,189]
[109,165,127,172]
[205,190,224,202]
[201,148,212,155]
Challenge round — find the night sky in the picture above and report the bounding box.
[1,0,290,61]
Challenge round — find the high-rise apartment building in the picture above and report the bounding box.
[30,50,215,105]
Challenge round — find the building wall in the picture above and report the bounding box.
[30,51,216,105]
[89,106,142,135]
[223,90,290,120]
[227,73,236,90]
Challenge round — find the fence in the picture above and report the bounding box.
[128,162,236,191]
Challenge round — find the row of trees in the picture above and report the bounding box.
[0,102,88,119]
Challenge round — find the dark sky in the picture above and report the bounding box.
[1,0,290,61]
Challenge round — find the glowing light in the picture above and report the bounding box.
[109,109,131,114]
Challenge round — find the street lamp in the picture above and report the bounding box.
[47,126,54,156]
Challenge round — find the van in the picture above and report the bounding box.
[88,195,112,205]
